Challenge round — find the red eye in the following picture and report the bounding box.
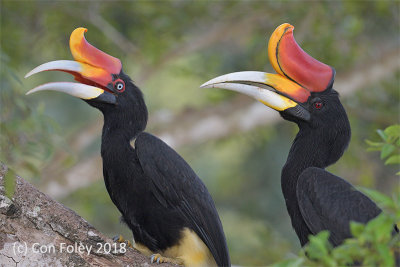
[314,101,323,109]
[113,79,125,92]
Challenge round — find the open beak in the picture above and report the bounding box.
[200,71,311,121]
[25,27,122,105]
[201,23,335,122]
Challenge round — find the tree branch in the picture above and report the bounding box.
[0,163,174,266]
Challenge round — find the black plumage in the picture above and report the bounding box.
[200,22,398,248]
[25,25,230,265]
[92,72,230,266]
[25,27,230,266]
[278,90,384,245]
[297,167,382,246]
[279,89,389,246]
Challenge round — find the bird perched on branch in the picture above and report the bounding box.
[25,27,230,267]
[201,23,397,247]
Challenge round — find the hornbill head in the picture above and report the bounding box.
[25,27,136,113]
[201,23,350,133]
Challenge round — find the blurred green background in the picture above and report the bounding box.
[1,1,399,265]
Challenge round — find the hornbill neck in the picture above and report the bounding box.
[281,122,350,244]
[282,127,330,193]
[101,85,148,153]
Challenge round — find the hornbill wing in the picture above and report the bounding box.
[134,132,230,267]
[297,167,382,246]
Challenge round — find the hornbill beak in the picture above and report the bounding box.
[25,27,122,104]
[201,23,335,121]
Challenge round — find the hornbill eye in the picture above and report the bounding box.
[314,101,323,110]
[114,79,125,92]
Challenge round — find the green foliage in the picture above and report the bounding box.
[274,205,399,267]
[360,188,400,217]
[0,51,60,180]
[366,125,400,170]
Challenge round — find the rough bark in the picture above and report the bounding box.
[0,163,174,267]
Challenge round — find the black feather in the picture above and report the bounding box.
[280,89,396,247]
[135,132,230,266]
[297,167,381,246]
[90,72,230,266]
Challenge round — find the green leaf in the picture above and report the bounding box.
[364,214,392,242]
[384,125,400,139]
[365,139,384,147]
[377,129,388,141]
[376,243,394,266]
[4,168,16,198]
[323,257,338,267]
[366,147,383,152]
[358,187,394,209]
[385,155,400,165]
[373,220,392,241]
[306,231,331,259]
[380,144,396,159]
[332,244,355,265]
[350,221,365,237]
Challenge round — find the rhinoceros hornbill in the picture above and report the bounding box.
[201,23,397,247]
[25,27,230,267]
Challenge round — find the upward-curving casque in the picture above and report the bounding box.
[201,23,397,247]
[25,27,230,267]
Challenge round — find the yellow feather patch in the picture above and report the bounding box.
[135,228,216,267]
[164,228,216,267]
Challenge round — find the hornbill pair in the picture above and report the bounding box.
[26,24,393,265]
